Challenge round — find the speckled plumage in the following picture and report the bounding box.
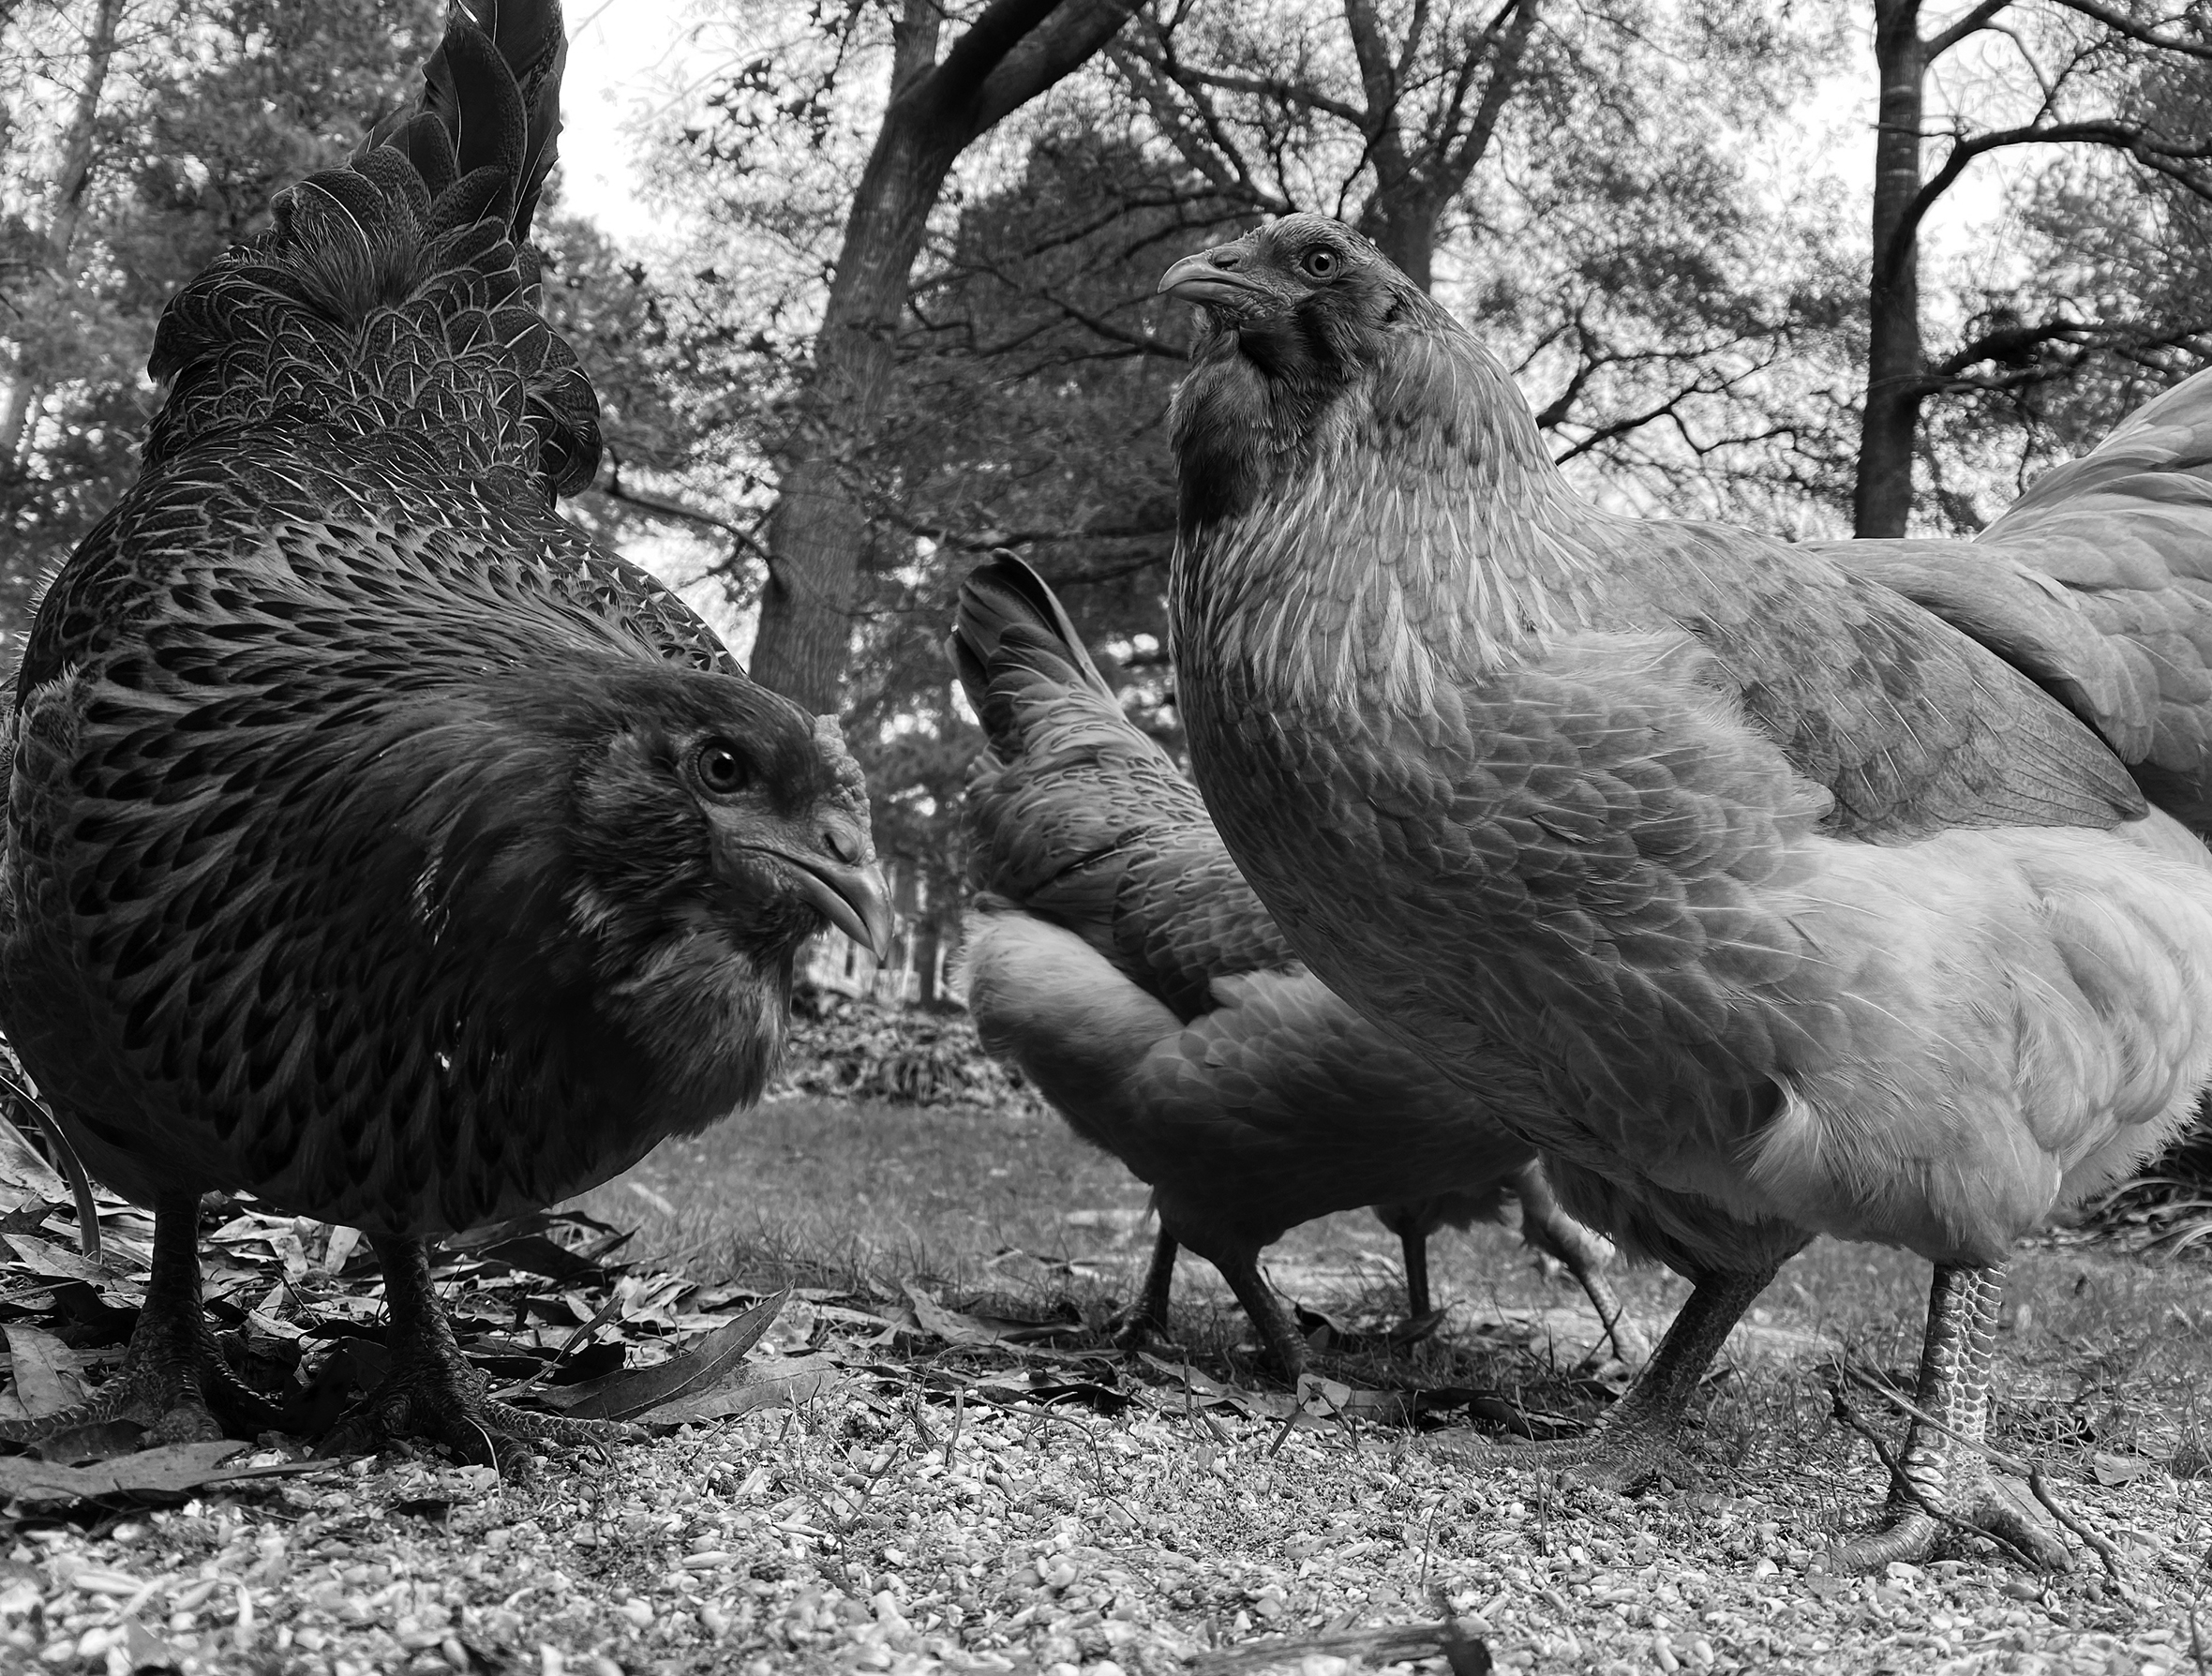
[951,556,1637,1369]
[0,0,885,1459]
[1159,215,2212,1555]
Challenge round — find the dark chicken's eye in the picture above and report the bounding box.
[694,741,749,795]
[1302,247,1340,279]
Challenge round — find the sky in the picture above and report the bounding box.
[558,0,706,247]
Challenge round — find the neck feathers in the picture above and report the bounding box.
[1171,321,1602,711]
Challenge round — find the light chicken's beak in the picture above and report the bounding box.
[1158,247,1269,311]
[784,851,894,959]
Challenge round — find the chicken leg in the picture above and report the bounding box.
[1113,1228,1182,1352]
[1114,1225,1314,1377]
[0,1189,281,1446]
[1397,1219,1436,1321]
[329,1235,631,1470]
[1446,1264,1781,1487]
[1823,1264,2070,1573]
[1507,1164,1651,1365]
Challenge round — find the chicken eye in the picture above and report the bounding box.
[694,741,749,795]
[1302,247,1340,279]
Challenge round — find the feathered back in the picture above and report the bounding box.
[1826,367,2212,830]
[951,554,1294,1019]
[143,0,597,494]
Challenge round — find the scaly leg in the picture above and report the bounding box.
[1399,1222,1434,1322]
[1113,1229,1181,1351]
[1509,1164,1651,1365]
[1824,1264,2070,1574]
[0,1189,281,1447]
[1371,1199,1441,1323]
[1442,1264,1779,1489]
[327,1235,632,1471]
[1210,1244,1310,1379]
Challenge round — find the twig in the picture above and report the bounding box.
[1826,1386,2050,1573]
[1187,1619,1487,1675]
[1839,1363,2133,1594]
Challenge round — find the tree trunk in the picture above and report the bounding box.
[0,0,124,468]
[747,0,1138,712]
[1855,0,1926,538]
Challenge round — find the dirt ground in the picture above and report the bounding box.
[3,1096,2207,1674]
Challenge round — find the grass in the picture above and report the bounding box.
[575,1093,2212,1493]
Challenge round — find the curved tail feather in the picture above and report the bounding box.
[144,0,596,495]
[950,553,1294,1010]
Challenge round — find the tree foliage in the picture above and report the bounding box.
[0,0,440,636]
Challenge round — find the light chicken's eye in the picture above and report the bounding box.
[695,741,749,795]
[1302,247,1340,279]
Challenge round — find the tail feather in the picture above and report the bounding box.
[374,0,569,248]
[951,553,1299,1014]
[951,552,1124,758]
[144,0,596,494]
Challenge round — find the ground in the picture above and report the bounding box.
[2,1093,2207,1674]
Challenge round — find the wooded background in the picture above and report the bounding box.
[6,0,2211,997]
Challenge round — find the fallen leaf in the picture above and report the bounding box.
[0,1231,107,1285]
[0,1119,67,1203]
[2,1321,86,1416]
[29,1419,148,1466]
[633,1354,845,1425]
[2090,1451,2154,1486]
[0,1441,330,1507]
[534,1290,790,1421]
[118,1615,180,1672]
[472,1234,610,1288]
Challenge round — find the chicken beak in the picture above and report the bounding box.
[785,852,895,960]
[1158,247,1267,311]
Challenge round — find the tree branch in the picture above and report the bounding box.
[1925,0,2016,61]
[973,0,1143,133]
[2048,0,2212,62]
[1883,115,2212,285]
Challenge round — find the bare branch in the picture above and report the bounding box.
[2048,0,2212,62]
[1925,0,2017,62]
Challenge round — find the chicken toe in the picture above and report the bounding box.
[1439,1265,1777,1489]
[1824,1264,2070,1575]
[1112,1229,1182,1352]
[0,1190,280,1450]
[328,1235,634,1473]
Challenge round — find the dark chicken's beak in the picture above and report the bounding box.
[782,850,895,959]
[1158,246,1268,311]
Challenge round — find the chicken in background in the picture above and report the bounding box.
[0,0,890,1466]
[1159,213,2212,1569]
[951,554,1644,1377]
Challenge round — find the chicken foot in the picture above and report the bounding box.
[1444,1264,1780,1489]
[0,1190,282,1448]
[1508,1164,1651,1366]
[1112,1229,1183,1352]
[1822,1264,2070,1574]
[327,1235,634,1472]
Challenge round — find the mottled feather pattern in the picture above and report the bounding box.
[145,0,595,493]
[4,451,843,1233]
[951,556,1572,1283]
[1165,216,2212,1277]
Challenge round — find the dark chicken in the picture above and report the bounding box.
[1159,214,2212,1569]
[0,0,890,1465]
[953,555,1641,1376]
